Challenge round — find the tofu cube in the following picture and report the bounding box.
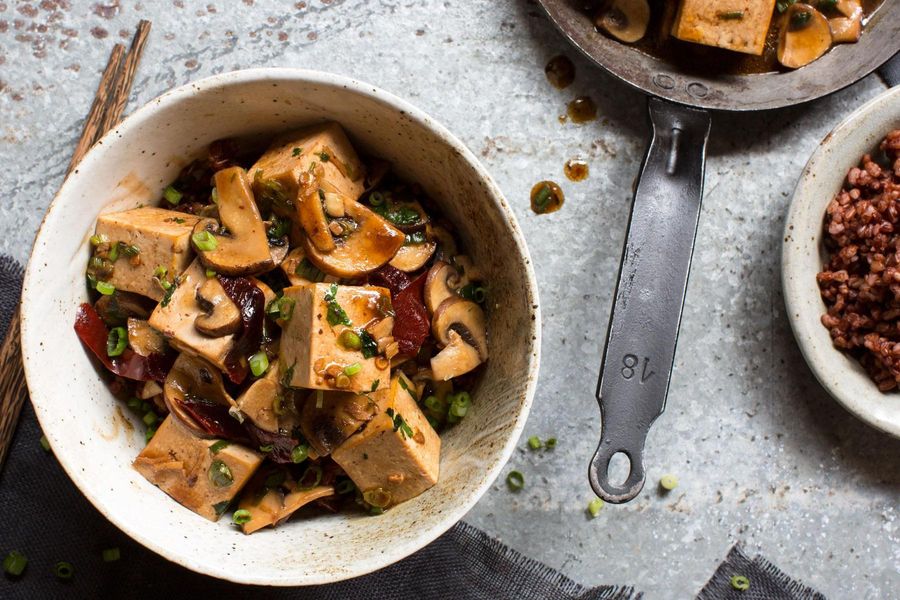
[148,259,234,370]
[279,283,390,393]
[248,122,366,205]
[133,416,263,521]
[95,207,201,301]
[332,373,440,506]
[672,0,776,55]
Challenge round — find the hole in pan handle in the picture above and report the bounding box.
[588,97,711,504]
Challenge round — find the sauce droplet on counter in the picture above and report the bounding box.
[567,96,597,123]
[545,55,575,89]
[530,181,564,214]
[564,158,589,182]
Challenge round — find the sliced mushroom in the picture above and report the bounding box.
[94,291,153,327]
[194,278,241,337]
[303,198,405,278]
[424,261,461,314]
[299,389,386,457]
[192,167,273,276]
[778,4,832,69]
[829,0,862,43]
[127,318,166,357]
[430,297,488,380]
[137,379,163,400]
[595,0,650,44]
[430,225,458,261]
[163,353,236,438]
[453,255,482,288]
[235,362,287,433]
[389,240,437,272]
[296,166,336,253]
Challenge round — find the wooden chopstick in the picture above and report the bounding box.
[0,21,151,471]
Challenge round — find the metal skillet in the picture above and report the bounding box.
[537,0,900,503]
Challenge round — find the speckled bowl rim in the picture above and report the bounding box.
[19,68,541,585]
[782,85,900,439]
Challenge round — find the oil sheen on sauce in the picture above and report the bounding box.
[567,96,597,123]
[531,181,564,214]
[564,158,589,181]
[545,55,575,89]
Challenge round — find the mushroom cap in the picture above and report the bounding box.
[430,329,483,381]
[163,352,236,438]
[431,296,488,361]
[194,277,241,337]
[302,197,405,278]
[389,241,437,273]
[126,318,166,357]
[778,4,832,69]
[424,261,461,314]
[296,167,336,253]
[596,0,650,44]
[193,167,274,276]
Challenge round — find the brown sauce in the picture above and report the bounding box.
[587,0,883,76]
[567,96,597,123]
[531,181,564,214]
[564,158,589,181]
[545,55,576,89]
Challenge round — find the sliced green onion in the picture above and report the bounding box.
[447,392,471,424]
[101,547,120,562]
[192,230,218,252]
[362,487,392,508]
[205,268,217,278]
[40,435,50,452]
[315,389,324,409]
[258,444,274,453]
[527,436,542,450]
[459,284,486,304]
[95,281,116,296]
[209,440,229,454]
[163,185,183,205]
[298,464,323,489]
[106,326,127,357]
[730,575,750,591]
[54,561,74,580]
[126,397,141,411]
[208,459,233,487]
[249,352,269,377]
[369,191,385,206]
[369,506,384,515]
[145,424,157,443]
[3,550,27,576]
[291,443,309,464]
[338,329,362,351]
[232,509,252,525]
[107,242,119,262]
[90,233,108,246]
[506,470,525,491]
[343,362,362,376]
[659,474,678,491]
[545,438,557,450]
[588,497,604,518]
[335,479,355,495]
[142,411,157,427]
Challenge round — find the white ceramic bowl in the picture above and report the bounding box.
[20,69,540,585]
[782,86,900,439]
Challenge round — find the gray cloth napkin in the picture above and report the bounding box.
[0,255,825,599]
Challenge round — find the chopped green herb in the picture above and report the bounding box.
[205,268,217,278]
[192,230,218,252]
[127,397,141,411]
[659,474,678,491]
[281,363,296,388]
[370,379,380,392]
[160,276,180,307]
[209,440,229,454]
[108,242,120,262]
[106,326,127,357]
[816,0,837,7]
[292,147,303,157]
[533,184,553,211]
[258,444,274,453]
[54,561,74,580]
[506,470,525,491]
[142,411,157,427]
[790,9,812,29]
[385,408,414,439]
[291,443,309,464]
[101,547,120,562]
[716,10,744,19]
[232,509,252,525]
[404,230,427,245]
[317,151,330,162]
[730,575,750,591]
[163,185,183,206]
[167,217,186,224]
[267,215,290,240]
[776,0,796,11]
[95,281,116,296]
[295,259,325,282]
[588,497,604,518]
[249,352,269,377]
[338,329,362,350]
[376,204,421,227]
[397,376,418,402]
[545,437,557,450]
[212,500,230,516]
[3,550,27,576]
[145,424,157,443]
[39,435,50,452]
[527,436,542,450]
[343,362,362,376]
[324,283,351,326]
[208,459,233,487]
[359,330,378,359]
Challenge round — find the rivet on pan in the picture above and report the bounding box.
[687,82,709,98]
[652,74,675,90]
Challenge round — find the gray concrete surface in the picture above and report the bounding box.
[1,1,897,598]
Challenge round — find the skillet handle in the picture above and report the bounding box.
[589,98,711,503]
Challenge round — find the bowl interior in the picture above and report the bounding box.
[782,86,900,438]
[20,69,539,585]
